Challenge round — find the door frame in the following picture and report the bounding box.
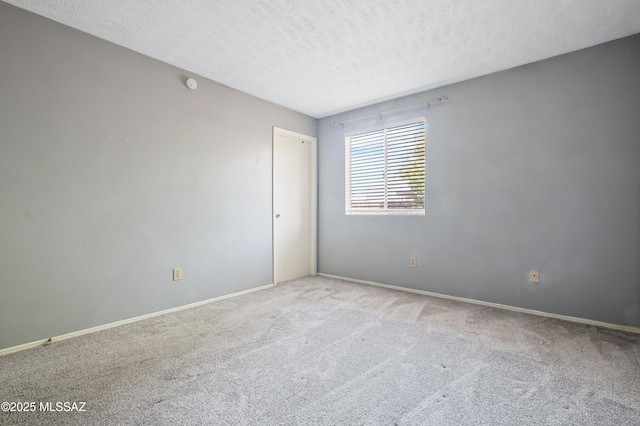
[272,127,317,285]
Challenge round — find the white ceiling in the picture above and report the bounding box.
[5,0,640,118]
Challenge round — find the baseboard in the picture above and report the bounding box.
[0,283,275,357]
[319,273,640,335]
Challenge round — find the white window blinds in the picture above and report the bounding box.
[346,120,425,215]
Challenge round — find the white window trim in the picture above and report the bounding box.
[345,118,426,216]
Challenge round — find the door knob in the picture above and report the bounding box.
[275,214,281,218]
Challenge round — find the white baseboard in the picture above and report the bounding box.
[319,273,640,335]
[0,283,275,357]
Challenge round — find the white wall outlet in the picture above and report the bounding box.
[410,257,417,268]
[173,267,183,281]
[529,269,539,283]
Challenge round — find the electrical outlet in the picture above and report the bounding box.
[529,269,539,283]
[173,268,182,281]
[410,257,417,268]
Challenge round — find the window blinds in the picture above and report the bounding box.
[346,121,425,215]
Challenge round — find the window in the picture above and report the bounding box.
[345,120,425,215]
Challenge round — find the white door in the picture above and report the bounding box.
[273,128,316,284]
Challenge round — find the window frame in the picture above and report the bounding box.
[345,118,426,216]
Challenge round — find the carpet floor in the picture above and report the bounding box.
[1,275,639,425]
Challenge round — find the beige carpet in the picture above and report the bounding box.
[1,275,639,425]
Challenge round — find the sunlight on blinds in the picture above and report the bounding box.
[346,121,425,215]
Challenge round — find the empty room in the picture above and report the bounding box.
[1,0,639,424]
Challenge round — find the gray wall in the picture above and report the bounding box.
[0,3,316,350]
[319,34,640,327]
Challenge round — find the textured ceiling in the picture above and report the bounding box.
[4,0,640,118]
